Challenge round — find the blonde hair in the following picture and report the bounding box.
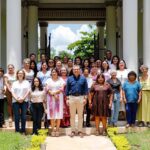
[23,58,30,64]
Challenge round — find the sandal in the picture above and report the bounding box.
[95,130,99,136]
[70,131,75,138]
[8,118,13,127]
[78,132,84,138]
[55,131,60,137]
[51,131,55,137]
[102,130,107,136]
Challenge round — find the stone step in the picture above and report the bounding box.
[0,120,149,135]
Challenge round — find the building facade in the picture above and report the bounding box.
[0,0,150,72]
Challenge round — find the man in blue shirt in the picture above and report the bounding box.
[66,65,88,138]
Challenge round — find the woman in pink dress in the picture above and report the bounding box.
[45,68,65,137]
[60,67,70,127]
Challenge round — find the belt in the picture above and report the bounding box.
[71,93,81,96]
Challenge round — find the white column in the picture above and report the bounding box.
[116,4,123,59]
[123,0,138,72]
[39,22,48,54]
[138,0,143,68]
[143,0,150,70]
[106,2,116,55]
[22,2,28,59]
[7,0,21,70]
[96,21,105,60]
[0,0,1,66]
[28,2,38,58]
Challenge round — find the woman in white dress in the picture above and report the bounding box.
[45,68,65,137]
[101,60,111,81]
[23,58,34,84]
[117,60,130,119]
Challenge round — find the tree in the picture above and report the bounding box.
[67,25,97,59]
[58,50,73,59]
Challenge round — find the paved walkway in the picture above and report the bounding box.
[46,135,116,150]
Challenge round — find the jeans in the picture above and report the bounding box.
[12,102,28,133]
[86,99,91,126]
[126,102,138,125]
[111,93,120,124]
[32,103,44,134]
[0,99,4,126]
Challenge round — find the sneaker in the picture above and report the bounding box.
[126,124,130,128]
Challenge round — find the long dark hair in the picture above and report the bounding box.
[30,60,38,77]
[111,55,120,70]
[31,77,43,91]
[95,73,105,84]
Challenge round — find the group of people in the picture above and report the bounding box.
[0,50,150,137]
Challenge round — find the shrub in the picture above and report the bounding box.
[107,127,131,150]
[27,129,48,150]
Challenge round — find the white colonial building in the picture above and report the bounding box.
[0,0,150,72]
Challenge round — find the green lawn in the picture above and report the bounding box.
[125,130,150,150]
[0,132,31,150]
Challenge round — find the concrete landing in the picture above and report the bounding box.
[45,135,117,150]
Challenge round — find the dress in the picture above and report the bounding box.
[117,69,130,111]
[60,77,70,127]
[90,83,112,117]
[46,77,65,119]
[137,76,150,122]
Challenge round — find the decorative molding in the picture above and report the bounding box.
[105,0,117,6]
[27,0,39,6]
[96,21,105,27]
[38,8,106,21]
[117,0,122,7]
[39,22,48,27]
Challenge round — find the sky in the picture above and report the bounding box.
[46,23,96,55]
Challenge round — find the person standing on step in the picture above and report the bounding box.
[30,77,46,135]
[122,71,142,128]
[11,69,30,134]
[4,64,16,127]
[89,74,113,136]
[66,65,88,138]
[45,68,65,137]
[0,68,5,128]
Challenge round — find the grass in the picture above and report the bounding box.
[125,130,150,150]
[0,132,31,150]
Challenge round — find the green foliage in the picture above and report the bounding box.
[58,50,73,59]
[27,129,48,150]
[126,130,150,150]
[107,127,131,150]
[67,25,97,59]
[0,132,31,150]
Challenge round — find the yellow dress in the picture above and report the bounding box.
[137,76,150,122]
